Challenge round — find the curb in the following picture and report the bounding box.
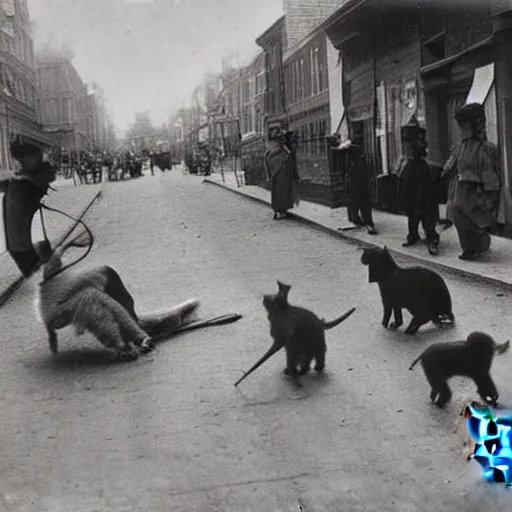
[0,189,102,309]
[203,178,512,292]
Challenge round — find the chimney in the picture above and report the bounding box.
[283,0,344,49]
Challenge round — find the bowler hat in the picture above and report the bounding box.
[10,134,42,159]
[455,103,486,123]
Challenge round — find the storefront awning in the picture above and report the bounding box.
[11,125,53,149]
[420,36,493,76]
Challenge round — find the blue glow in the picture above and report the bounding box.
[466,404,512,486]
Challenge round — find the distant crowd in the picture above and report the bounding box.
[52,148,178,184]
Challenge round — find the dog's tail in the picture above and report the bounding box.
[323,307,356,330]
[409,354,423,371]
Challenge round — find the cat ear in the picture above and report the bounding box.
[277,280,291,299]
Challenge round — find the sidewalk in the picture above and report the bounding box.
[204,171,512,290]
[0,179,102,307]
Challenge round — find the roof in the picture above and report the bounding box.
[320,0,368,32]
[256,15,286,48]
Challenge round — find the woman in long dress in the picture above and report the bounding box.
[264,129,300,220]
[442,103,501,260]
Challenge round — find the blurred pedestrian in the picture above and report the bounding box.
[395,118,440,256]
[442,103,501,260]
[342,136,377,235]
[264,127,300,220]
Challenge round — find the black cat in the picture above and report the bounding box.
[360,246,454,334]
[234,281,356,388]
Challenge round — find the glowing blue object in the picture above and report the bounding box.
[466,403,512,485]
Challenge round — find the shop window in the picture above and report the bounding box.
[310,122,317,155]
[319,120,327,154]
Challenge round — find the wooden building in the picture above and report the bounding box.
[323,0,505,213]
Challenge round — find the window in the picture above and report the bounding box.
[1,67,14,97]
[310,122,317,154]
[62,98,73,123]
[311,47,319,95]
[319,120,327,154]
[49,98,59,123]
[318,47,326,92]
[299,58,304,101]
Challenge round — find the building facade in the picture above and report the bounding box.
[35,48,89,151]
[323,0,507,214]
[256,16,287,133]
[88,83,110,150]
[284,29,333,205]
[239,52,266,185]
[0,0,51,173]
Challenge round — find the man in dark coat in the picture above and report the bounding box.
[0,136,56,277]
[395,119,440,256]
[342,136,377,235]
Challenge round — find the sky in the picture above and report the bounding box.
[27,0,284,134]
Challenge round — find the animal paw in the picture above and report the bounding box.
[389,322,402,330]
[298,366,310,375]
[49,333,58,354]
[435,396,450,408]
[139,337,155,353]
[314,365,325,373]
[117,346,139,362]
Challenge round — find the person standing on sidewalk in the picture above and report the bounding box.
[342,137,377,235]
[0,135,56,277]
[442,103,501,261]
[395,118,440,256]
[264,127,300,220]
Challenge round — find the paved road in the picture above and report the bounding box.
[1,172,511,511]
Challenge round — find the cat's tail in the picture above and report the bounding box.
[138,299,200,340]
[409,354,423,371]
[323,307,356,330]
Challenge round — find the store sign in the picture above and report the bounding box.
[402,80,417,124]
[466,63,495,105]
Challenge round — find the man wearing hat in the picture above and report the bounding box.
[442,103,501,260]
[341,136,377,234]
[395,117,440,255]
[0,135,56,277]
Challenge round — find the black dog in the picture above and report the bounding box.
[409,332,509,407]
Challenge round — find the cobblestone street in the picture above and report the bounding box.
[1,172,512,511]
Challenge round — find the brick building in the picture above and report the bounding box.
[256,16,287,133]
[239,52,266,185]
[0,0,51,172]
[284,29,332,205]
[35,47,89,151]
